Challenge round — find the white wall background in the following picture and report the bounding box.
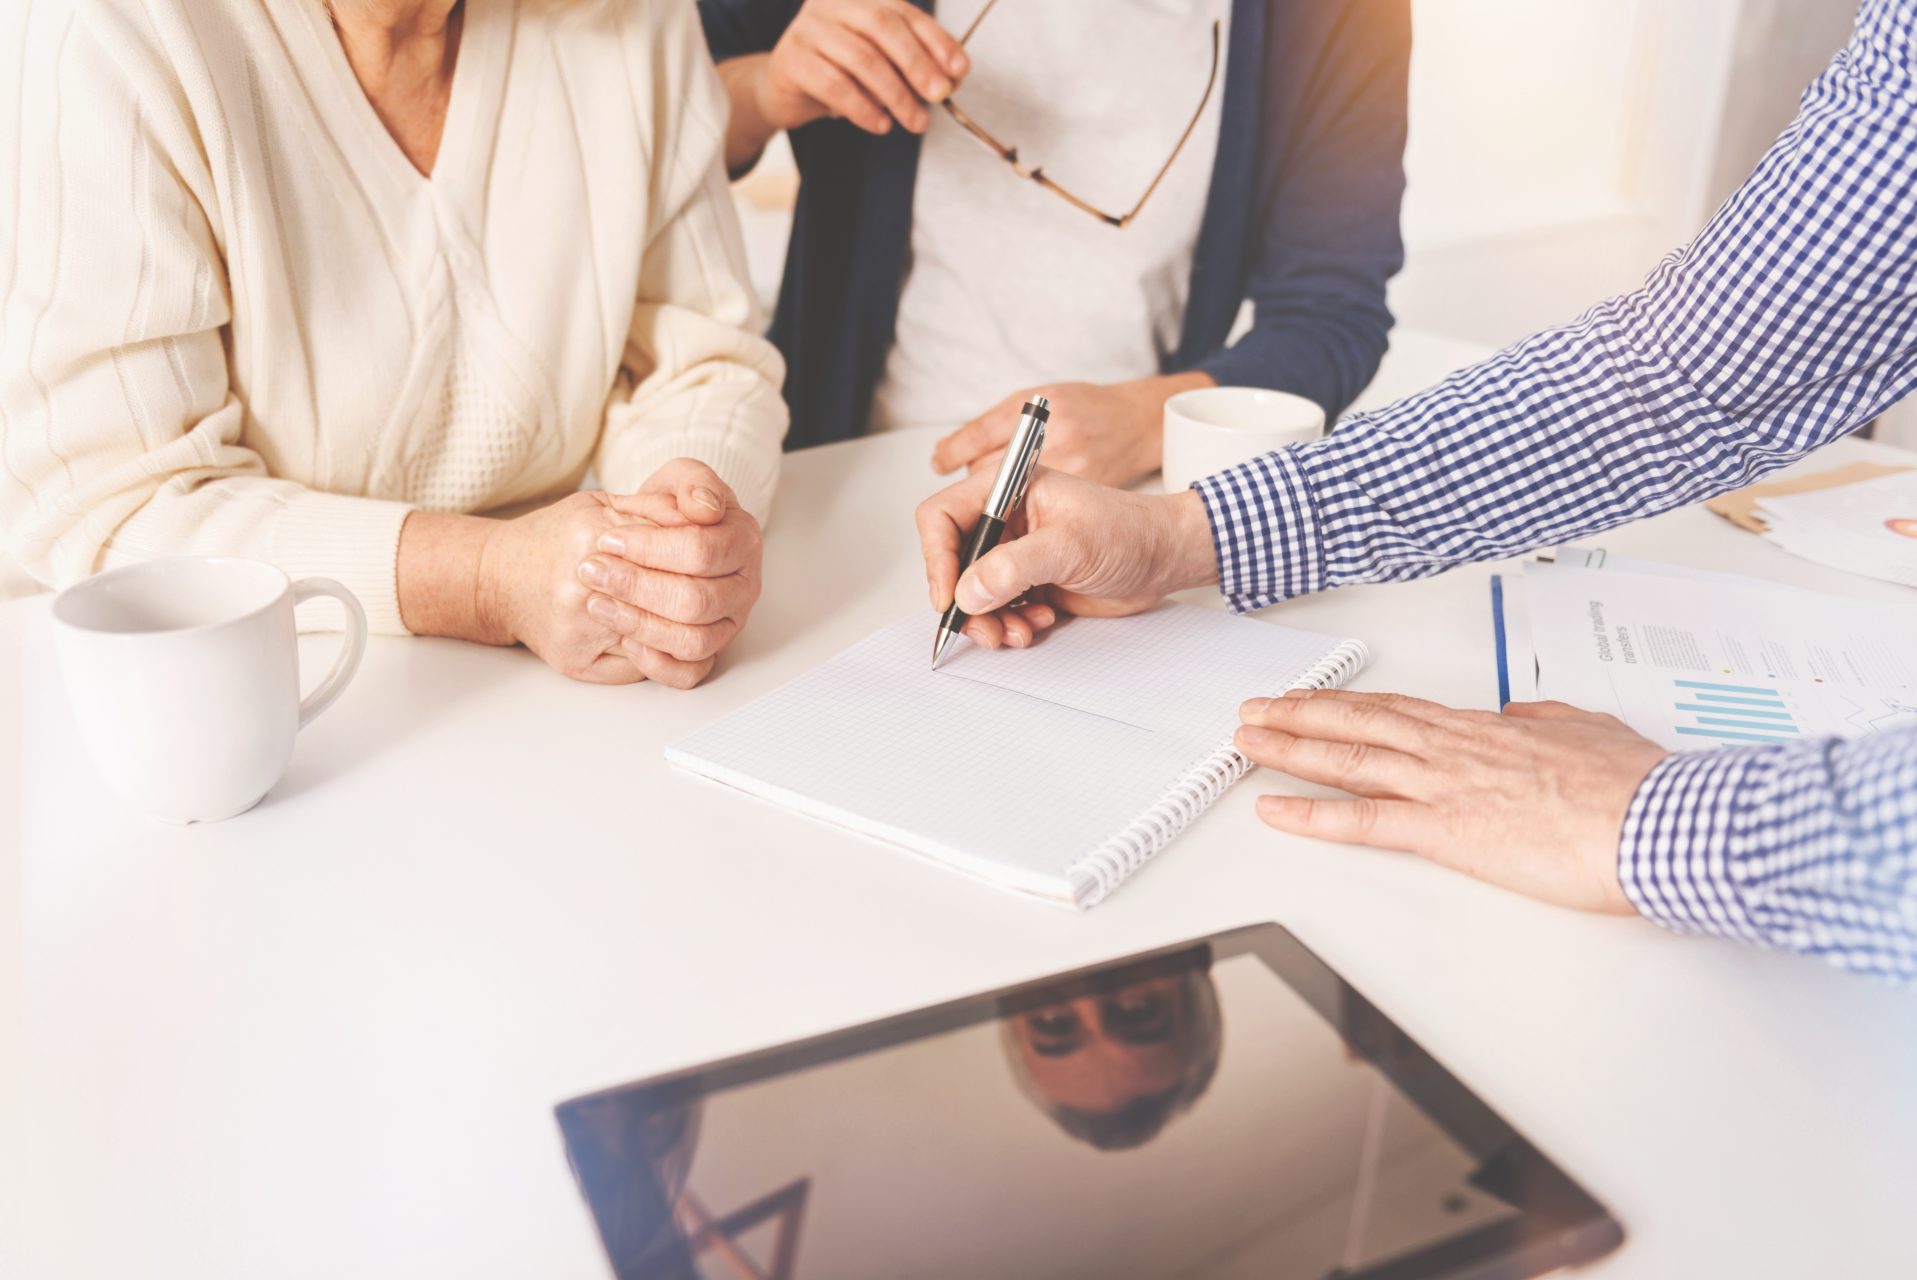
[1391,0,1857,350]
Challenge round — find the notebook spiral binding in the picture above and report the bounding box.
[1067,638,1371,909]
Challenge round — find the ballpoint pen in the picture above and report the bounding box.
[932,395,1049,670]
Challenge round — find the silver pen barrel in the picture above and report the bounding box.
[983,396,1050,518]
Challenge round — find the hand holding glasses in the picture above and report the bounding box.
[757,0,1220,229]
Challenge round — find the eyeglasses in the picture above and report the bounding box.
[939,0,1222,229]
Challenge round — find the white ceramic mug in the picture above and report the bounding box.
[1161,387,1326,492]
[52,557,367,823]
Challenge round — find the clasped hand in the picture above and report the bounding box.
[481,459,761,688]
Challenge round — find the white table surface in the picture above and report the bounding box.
[6,427,1916,1279]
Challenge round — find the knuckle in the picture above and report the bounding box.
[1332,740,1371,774]
[601,560,633,598]
[1352,799,1382,835]
[696,579,729,620]
[663,577,704,620]
[661,661,706,691]
[666,621,712,661]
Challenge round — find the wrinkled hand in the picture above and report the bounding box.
[915,465,1218,649]
[759,0,968,136]
[1235,691,1670,913]
[933,377,1198,488]
[576,460,763,688]
[477,460,761,687]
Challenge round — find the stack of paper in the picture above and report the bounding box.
[1492,550,1917,751]
[1753,470,1917,588]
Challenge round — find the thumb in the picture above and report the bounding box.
[636,458,733,526]
[956,528,1075,614]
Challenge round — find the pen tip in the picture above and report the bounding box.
[932,628,955,670]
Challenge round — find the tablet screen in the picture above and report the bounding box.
[558,926,1619,1280]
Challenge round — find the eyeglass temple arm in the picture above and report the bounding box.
[1116,20,1223,229]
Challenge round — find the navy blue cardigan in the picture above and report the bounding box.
[700,0,1411,450]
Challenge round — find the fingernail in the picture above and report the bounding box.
[928,76,951,100]
[596,532,626,556]
[578,560,609,589]
[586,595,622,627]
[1240,697,1271,720]
[1008,631,1027,648]
[950,51,969,74]
[956,577,990,612]
[1237,726,1271,748]
[692,486,723,513]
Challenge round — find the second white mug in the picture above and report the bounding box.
[52,557,367,823]
[1161,386,1326,492]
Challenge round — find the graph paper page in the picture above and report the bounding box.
[667,604,1353,904]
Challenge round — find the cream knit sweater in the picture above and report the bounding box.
[0,0,787,633]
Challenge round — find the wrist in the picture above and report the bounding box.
[746,52,817,134]
[719,54,781,172]
[397,511,509,645]
[1157,489,1220,591]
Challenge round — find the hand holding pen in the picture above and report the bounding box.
[931,396,1051,667]
[917,415,1217,663]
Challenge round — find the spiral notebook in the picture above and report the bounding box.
[667,603,1369,909]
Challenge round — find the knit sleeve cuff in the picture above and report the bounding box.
[1616,749,1770,943]
[269,490,415,636]
[1191,446,1328,613]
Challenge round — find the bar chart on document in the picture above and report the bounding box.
[1519,563,1917,751]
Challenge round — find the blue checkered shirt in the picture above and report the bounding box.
[1194,0,1917,979]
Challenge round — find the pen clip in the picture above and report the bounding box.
[1008,421,1045,512]
[984,400,1048,520]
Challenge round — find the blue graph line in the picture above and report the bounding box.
[1695,715,1798,733]
[1690,692,1788,708]
[1673,703,1794,720]
[1673,679,1782,696]
[1676,726,1796,743]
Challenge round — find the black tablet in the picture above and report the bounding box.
[555,924,1622,1280]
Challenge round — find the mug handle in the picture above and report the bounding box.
[291,578,368,730]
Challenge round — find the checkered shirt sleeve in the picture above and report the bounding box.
[1193,0,1917,975]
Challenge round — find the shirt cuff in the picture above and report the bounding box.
[1616,748,1772,944]
[1191,447,1328,613]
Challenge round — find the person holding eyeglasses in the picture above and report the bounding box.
[701,0,1411,508]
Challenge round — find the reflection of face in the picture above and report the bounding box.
[1012,977,1192,1114]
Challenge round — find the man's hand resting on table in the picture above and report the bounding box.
[914,465,1218,648]
[478,459,762,688]
[1236,690,1669,913]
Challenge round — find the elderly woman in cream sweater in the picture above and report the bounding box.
[0,0,786,687]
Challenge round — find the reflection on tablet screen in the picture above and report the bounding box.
[558,929,1617,1280]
